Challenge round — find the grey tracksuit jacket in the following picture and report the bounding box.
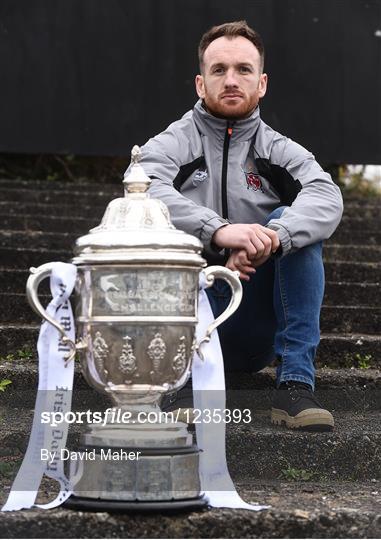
[134,100,343,259]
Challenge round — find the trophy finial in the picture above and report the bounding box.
[131,145,142,165]
[123,144,151,195]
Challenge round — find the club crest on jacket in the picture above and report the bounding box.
[192,167,208,185]
[242,166,264,192]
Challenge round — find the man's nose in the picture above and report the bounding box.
[224,69,239,87]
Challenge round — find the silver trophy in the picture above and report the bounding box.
[26,146,242,511]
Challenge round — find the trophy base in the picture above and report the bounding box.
[68,425,204,508]
[63,494,209,512]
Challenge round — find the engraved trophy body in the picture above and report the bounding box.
[26,146,242,510]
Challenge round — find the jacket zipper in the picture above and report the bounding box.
[221,122,233,219]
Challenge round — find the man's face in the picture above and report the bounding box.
[195,36,267,119]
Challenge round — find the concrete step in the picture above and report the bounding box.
[331,228,381,245]
[1,269,379,306]
[3,230,380,256]
[1,323,381,369]
[0,201,106,219]
[0,247,69,269]
[344,197,381,207]
[0,187,120,206]
[1,212,380,236]
[0,178,377,207]
[340,216,381,232]
[2,246,381,275]
[343,203,381,219]
[1,198,380,224]
[324,261,381,283]
[321,305,381,334]
[323,244,381,263]
[317,333,381,368]
[0,178,120,191]
[0,214,98,235]
[0,400,380,482]
[1,363,380,412]
[1,293,380,333]
[0,480,379,538]
[226,410,381,481]
[0,269,50,294]
[323,282,381,306]
[0,324,38,355]
[1,187,381,247]
[1,212,380,234]
[0,230,75,251]
[1,230,380,280]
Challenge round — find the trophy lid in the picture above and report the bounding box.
[72,145,205,267]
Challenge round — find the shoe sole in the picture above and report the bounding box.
[271,407,334,432]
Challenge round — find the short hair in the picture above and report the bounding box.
[198,20,265,73]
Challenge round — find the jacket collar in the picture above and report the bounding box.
[192,99,261,142]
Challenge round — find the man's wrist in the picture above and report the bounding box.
[267,222,291,257]
[211,223,229,251]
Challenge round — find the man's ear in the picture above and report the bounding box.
[195,74,205,99]
[258,73,268,99]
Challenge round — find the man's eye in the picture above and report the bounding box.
[212,67,224,74]
[239,66,252,73]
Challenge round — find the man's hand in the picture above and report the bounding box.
[226,249,256,281]
[226,248,273,280]
[212,223,280,259]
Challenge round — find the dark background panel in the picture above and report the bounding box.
[0,0,380,163]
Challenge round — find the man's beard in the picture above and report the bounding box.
[203,94,258,119]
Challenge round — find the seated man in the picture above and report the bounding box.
[129,20,343,431]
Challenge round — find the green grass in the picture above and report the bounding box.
[0,346,34,362]
[280,466,316,482]
[0,379,12,392]
[354,353,372,370]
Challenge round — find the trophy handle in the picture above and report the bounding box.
[26,263,83,364]
[196,265,243,360]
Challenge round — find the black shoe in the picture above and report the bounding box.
[271,381,334,432]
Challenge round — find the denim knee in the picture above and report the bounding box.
[266,206,323,255]
[266,205,288,223]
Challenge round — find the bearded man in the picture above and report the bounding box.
[130,21,343,432]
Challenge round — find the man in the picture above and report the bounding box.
[133,21,343,431]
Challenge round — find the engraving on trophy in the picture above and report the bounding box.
[136,456,172,500]
[116,201,130,229]
[172,336,187,376]
[142,206,154,227]
[104,462,134,494]
[119,335,139,384]
[159,201,172,225]
[93,269,196,316]
[93,331,109,380]
[148,333,166,382]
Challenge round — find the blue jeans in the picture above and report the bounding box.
[206,207,324,390]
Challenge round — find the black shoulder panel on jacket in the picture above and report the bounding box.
[255,158,302,206]
[173,156,206,192]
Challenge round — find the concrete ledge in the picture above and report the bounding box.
[0,481,380,538]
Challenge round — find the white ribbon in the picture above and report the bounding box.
[2,262,77,511]
[193,277,268,511]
